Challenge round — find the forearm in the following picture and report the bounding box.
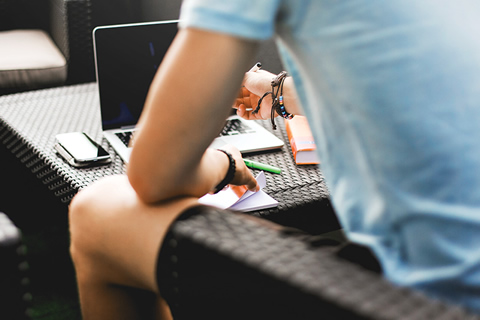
[130,148,228,203]
[127,28,258,204]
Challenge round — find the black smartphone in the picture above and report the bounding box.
[55,132,111,167]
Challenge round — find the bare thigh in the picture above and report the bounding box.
[69,174,198,293]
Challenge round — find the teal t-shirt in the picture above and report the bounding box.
[180,0,480,312]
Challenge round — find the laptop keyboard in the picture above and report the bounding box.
[116,131,134,147]
[219,119,255,136]
[116,119,255,147]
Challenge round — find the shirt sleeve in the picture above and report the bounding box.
[179,0,280,40]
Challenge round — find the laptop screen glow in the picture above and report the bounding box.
[94,21,178,130]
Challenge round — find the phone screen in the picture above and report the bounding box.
[56,132,110,162]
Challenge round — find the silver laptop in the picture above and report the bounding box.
[93,20,284,163]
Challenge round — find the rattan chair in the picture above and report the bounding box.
[0,0,147,95]
[162,205,480,320]
[0,212,32,320]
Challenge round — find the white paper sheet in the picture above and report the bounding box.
[198,171,278,212]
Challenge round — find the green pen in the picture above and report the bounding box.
[243,159,282,174]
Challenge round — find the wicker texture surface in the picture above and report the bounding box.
[0,83,335,230]
[50,0,95,85]
[170,207,480,320]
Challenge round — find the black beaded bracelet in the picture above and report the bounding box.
[252,71,294,130]
[213,149,236,194]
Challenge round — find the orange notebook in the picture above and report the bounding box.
[285,116,319,165]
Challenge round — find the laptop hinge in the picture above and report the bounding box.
[120,125,136,130]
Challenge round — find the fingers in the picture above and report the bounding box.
[233,87,251,110]
[236,104,261,120]
[239,159,259,192]
[235,92,268,120]
[236,100,276,121]
[246,177,260,192]
[236,105,245,117]
[235,70,277,121]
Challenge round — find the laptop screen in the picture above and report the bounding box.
[93,20,178,130]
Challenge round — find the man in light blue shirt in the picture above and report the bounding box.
[68,0,480,318]
[181,0,480,311]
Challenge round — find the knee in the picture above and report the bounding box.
[69,183,102,266]
[69,176,122,266]
[69,175,135,261]
[69,185,96,238]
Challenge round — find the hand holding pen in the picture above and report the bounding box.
[237,63,283,175]
[234,62,264,114]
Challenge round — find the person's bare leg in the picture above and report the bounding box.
[69,175,198,320]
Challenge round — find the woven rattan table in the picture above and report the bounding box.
[0,83,339,234]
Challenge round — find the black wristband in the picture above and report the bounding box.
[213,149,236,194]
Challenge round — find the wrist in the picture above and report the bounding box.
[251,71,301,130]
[213,149,236,193]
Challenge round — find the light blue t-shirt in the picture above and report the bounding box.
[180,0,480,312]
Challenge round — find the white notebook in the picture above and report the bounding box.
[198,172,278,212]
